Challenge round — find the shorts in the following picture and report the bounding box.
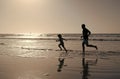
[83,39,88,45]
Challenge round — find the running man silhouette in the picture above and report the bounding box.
[81,24,98,56]
[56,34,67,53]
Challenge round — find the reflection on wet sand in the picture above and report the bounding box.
[57,57,65,72]
[82,57,98,79]
[57,52,68,72]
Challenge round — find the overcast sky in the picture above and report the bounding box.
[0,0,120,33]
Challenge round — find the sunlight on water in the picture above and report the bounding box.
[20,33,48,39]
[0,33,120,58]
[22,40,36,43]
[22,33,39,38]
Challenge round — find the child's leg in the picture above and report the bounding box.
[62,44,67,53]
[58,44,62,50]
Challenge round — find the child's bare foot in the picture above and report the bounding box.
[65,50,68,53]
[95,46,98,50]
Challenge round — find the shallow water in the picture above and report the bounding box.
[0,34,120,79]
[0,34,120,58]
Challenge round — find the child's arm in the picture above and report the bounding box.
[63,38,67,41]
[56,39,59,42]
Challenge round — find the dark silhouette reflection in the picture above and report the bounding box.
[57,57,65,72]
[57,52,68,72]
[82,57,98,79]
[82,58,89,79]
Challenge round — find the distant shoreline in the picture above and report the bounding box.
[0,33,120,35]
[0,33,120,41]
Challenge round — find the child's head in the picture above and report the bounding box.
[58,34,62,38]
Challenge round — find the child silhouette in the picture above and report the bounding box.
[56,34,67,53]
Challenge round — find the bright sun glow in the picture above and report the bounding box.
[19,0,38,3]
[18,0,47,5]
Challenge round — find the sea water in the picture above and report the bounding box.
[0,33,120,58]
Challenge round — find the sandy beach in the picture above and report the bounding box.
[0,34,120,79]
[0,51,120,79]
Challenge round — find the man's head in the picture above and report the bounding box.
[81,24,86,29]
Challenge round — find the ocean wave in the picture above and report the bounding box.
[0,37,120,41]
[0,33,120,41]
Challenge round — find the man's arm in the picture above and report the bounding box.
[87,29,91,36]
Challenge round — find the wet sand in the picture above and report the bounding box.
[0,51,120,79]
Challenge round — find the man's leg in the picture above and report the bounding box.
[86,41,98,50]
[82,42,85,56]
